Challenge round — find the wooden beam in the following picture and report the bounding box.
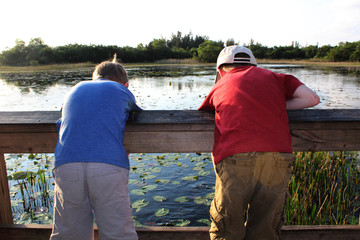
[0,109,360,153]
[280,225,360,240]
[0,154,13,224]
[1,224,360,240]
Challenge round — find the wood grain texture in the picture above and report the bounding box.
[0,154,13,224]
[1,224,360,240]
[1,109,359,153]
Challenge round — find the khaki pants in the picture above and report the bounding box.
[50,162,138,240]
[209,152,294,240]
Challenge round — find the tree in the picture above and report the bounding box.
[0,39,28,65]
[26,38,48,65]
[315,45,333,59]
[327,41,359,61]
[147,38,173,61]
[350,42,360,61]
[196,40,224,63]
[248,42,269,59]
[226,38,236,47]
[303,45,318,59]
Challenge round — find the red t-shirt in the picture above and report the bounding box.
[199,66,303,165]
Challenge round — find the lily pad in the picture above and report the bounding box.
[182,175,199,181]
[132,199,149,209]
[171,181,180,185]
[197,218,211,226]
[140,174,156,180]
[172,219,191,226]
[130,189,145,196]
[151,167,161,173]
[175,196,190,202]
[128,179,141,185]
[155,179,170,184]
[155,208,169,217]
[206,192,215,199]
[11,171,35,180]
[198,170,211,176]
[142,184,158,191]
[194,197,211,206]
[153,195,167,202]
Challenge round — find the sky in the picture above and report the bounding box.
[1,0,359,52]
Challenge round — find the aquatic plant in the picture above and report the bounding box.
[7,153,53,224]
[6,151,359,226]
[285,151,360,225]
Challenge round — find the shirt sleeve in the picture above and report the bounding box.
[198,92,215,110]
[284,75,304,99]
[131,102,142,111]
[56,118,62,132]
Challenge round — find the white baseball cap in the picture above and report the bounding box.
[217,45,257,69]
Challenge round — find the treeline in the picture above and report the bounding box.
[0,32,359,66]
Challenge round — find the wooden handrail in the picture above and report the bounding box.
[0,109,360,239]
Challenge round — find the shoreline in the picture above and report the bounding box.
[0,59,359,73]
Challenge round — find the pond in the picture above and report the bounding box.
[1,64,360,226]
[1,64,360,111]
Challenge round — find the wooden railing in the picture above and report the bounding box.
[0,109,360,240]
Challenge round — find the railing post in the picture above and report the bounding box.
[0,153,13,224]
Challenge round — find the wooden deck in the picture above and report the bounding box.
[1,224,360,240]
[1,109,360,239]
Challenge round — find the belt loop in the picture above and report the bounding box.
[249,151,256,158]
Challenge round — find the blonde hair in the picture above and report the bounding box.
[92,54,128,83]
[219,63,254,72]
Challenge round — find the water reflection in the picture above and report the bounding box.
[0,64,359,111]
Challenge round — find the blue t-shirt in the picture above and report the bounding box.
[54,79,141,169]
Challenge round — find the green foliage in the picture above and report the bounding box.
[286,152,360,225]
[196,40,224,63]
[1,34,360,66]
[327,41,359,62]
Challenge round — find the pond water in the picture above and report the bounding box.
[1,64,360,226]
[1,64,360,111]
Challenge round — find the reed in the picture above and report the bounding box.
[9,154,53,224]
[285,151,360,225]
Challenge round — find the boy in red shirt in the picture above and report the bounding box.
[199,46,319,240]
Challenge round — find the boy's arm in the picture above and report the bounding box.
[286,85,320,110]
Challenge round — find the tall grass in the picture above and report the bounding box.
[9,156,53,224]
[286,151,360,225]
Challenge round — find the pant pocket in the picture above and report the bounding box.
[209,199,225,239]
[90,163,124,177]
[53,164,80,182]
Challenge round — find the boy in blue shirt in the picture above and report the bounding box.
[50,57,141,240]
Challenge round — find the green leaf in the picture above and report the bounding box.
[140,174,156,180]
[197,218,211,226]
[12,171,29,180]
[206,192,215,199]
[130,189,145,195]
[153,196,167,202]
[132,199,149,209]
[128,179,141,185]
[194,197,211,206]
[155,208,169,217]
[182,175,199,181]
[172,219,191,226]
[155,179,170,184]
[142,184,158,191]
[175,196,190,202]
[198,170,210,176]
[151,167,161,173]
